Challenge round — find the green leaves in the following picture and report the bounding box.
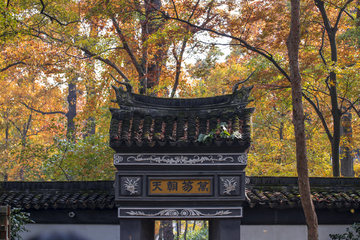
[329,223,360,240]
[10,208,34,240]
[45,133,114,181]
[196,122,242,143]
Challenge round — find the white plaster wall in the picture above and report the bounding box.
[21,224,120,240]
[241,225,350,240]
[21,224,349,240]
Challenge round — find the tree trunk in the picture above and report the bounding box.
[325,11,341,178]
[84,116,96,138]
[66,78,77,141]
[287,1,319,239]
[170,38,188,98]
[3,122,9,181]
[161,220,174,240]
[340,108,354,176]
[358,0,360,24]
[140,0,165,94]
[329,61,341,178]
[19,114,32,180]
[183,221,188,240]
[313,0,352,177]
[176,220,181,239]
[279,121,284,140]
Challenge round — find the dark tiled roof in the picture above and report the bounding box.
[245,177,360,210]
[109,84,255,149]
[0,181,115,210]
[1,178,360,211]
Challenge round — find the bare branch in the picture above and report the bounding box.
[334,0,354,30]
[324,76,331,92]
[57,145,71,181]
[344,9,355,20]
[96,56,131,83]
[30,26,131,84]
[39,0,79,26]
[66,45,124,60]
[302,92,333,143]
[80,47,130,82]
[164,15,291,82]
[21,102,66,115]
[24,113,32,137]
[319,28,327,65]
[170,37,188,98]
[0,61,26,72]
[188,0,201,21]
[338,95,360,116]
[341,97,360,118]
[241,2,254,39]
[8,118,22,135]
[111,16,145,77]
[171,0,179,19]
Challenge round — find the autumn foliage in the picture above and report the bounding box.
[0,0,359,180]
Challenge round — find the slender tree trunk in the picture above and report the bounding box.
[170,38,188,98]
[83,56,96,138]
[287,1,319,239]
[329,63,341,177]
[66,78,77,141]
[161,220,174,240]
[340,108,354,176]
[183,221,188,240]
[176,220,181,239]
[326,6,341,177]
[279,121,284,140]
[313,0,354,176]
[19,114,32,180]
[140,0,165,94]
[358,0,360,23]
[3,122,9,181]
[84,116,96,138]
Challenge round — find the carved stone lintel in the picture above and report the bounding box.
[118,207,242,219]
[113,153,247,165]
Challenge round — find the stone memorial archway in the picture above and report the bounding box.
[110,82,254,240]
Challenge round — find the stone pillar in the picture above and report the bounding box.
[120,219,154,240]
[209,218,241,240]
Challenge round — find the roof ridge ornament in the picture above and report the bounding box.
[110,74,133,93]
[230,71,255,105]
[110,71,254,108]
[232,71,255,93]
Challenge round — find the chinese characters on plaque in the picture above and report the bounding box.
[149,179,211,195]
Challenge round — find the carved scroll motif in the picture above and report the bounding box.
[114,154,123,164]
[237,154,247,164]
[126,209,232,217]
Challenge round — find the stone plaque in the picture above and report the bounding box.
[149,178,212,195]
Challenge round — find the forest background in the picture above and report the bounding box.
[1,0,359,181]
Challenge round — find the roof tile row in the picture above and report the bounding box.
[0,192,115,210]
[2,178,360,210]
